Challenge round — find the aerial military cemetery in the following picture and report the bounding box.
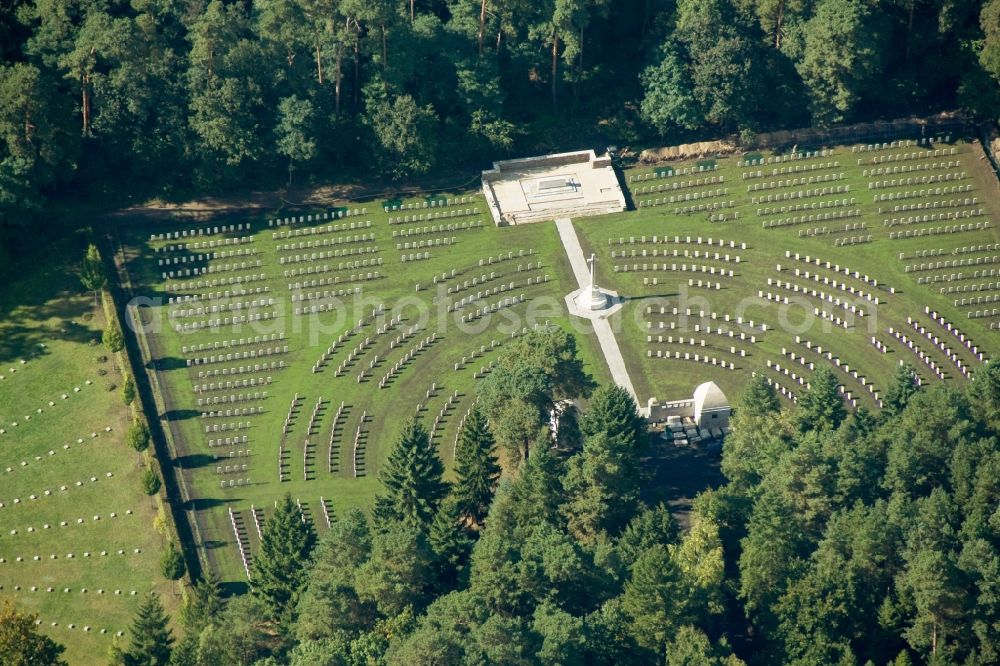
[4,1,1000,664]
[107,129,1000,594]
[4,129,1000,665]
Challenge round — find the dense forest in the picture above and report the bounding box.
[2,0,1000,248]
[4,330,985,666]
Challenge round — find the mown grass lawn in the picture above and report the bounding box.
[0,236,178,664]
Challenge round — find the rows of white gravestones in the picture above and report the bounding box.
[0,471,117,510]
[151,221,291,494]
[0,501,145,637]
[885,326,951,381]
[421,324,556,448]
[765,276,874,319]
[354,324,428,388]
[788,337,884,409]
[423,247,539,294]
[782,252,895,293]
[1,510,136,545]
[611,246,743,264]
[352,411,370,478]
[445,273,550,314]
[752,369,800,405]
[374,333,440,387]
[747,171,847,193]
[854,137,947,153]
[644,306,767,371]
[630,161,722,182]
[758,196,856,217]
[311,288,554,474]
[869,146,1000,330]
[276,394,303,483]
[280,305,390,481]
[921,307,991,363]
[392,219,485,240]
[428,388,462,443]
[636,186,737,217]
[762,358,824,402]
[236,497,333,571]
[616,142,978,409]
[1,427,114,478]
[450,403,476,458]
[0,378,96,437]
[385,206,481,226]
[867,149,992,241]
[648,348,740,371]
[326,402,347,474]
[744,152,849,229]
[310,312,395,375]
[904,316,977,379]
[279,245,380,267]
[300,396,327,481]
[284,261,383,281]
[742,160,840,180]
[275,229,376,252]
[228,507,254,579]
[436,262,545,302]
[157,246,257,270]
[878,192,979,221]
[740,147,835,168]
[768,241,964,390]
[631,174,726,196]
[605,235,745,289]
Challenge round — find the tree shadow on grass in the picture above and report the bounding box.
[0,290,100,366]
[175,453,216,469]
[187,497,230,511]
[151,356,187,371]
[164,408,201,421]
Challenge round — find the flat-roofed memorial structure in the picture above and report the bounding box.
[483,149,627,225]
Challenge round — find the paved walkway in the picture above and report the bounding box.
[555,218,640,405]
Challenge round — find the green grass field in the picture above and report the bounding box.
[0,237,178,664]
[120,134,1000,588]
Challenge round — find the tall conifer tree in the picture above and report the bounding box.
[373,418,448,529]
[453,406,501,527]
[124,594,174,666]
[254,493,317,617]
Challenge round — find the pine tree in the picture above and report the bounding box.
[453,406,501,527]
[124,593,174,666]
[79,243,106,307]
[580,384,646,444]
[797,366,847,432]
[103,320,125,353]
[160,541,185,580]
[141,467,161,495]
[127,419,150,452]
[0,600,68,666]
[428,494,474,593]
[739,374,781,417]
[883,363,920,419]
[122,373,136,406]
[968,359,1000,432]
[563,431,642,543]
[181,569,224,631]
[253,493,317,618]
[622,545,687,653]
[506,441,565,530]
[372,418,448,529]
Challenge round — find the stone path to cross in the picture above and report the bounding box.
[555,218,640,405]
